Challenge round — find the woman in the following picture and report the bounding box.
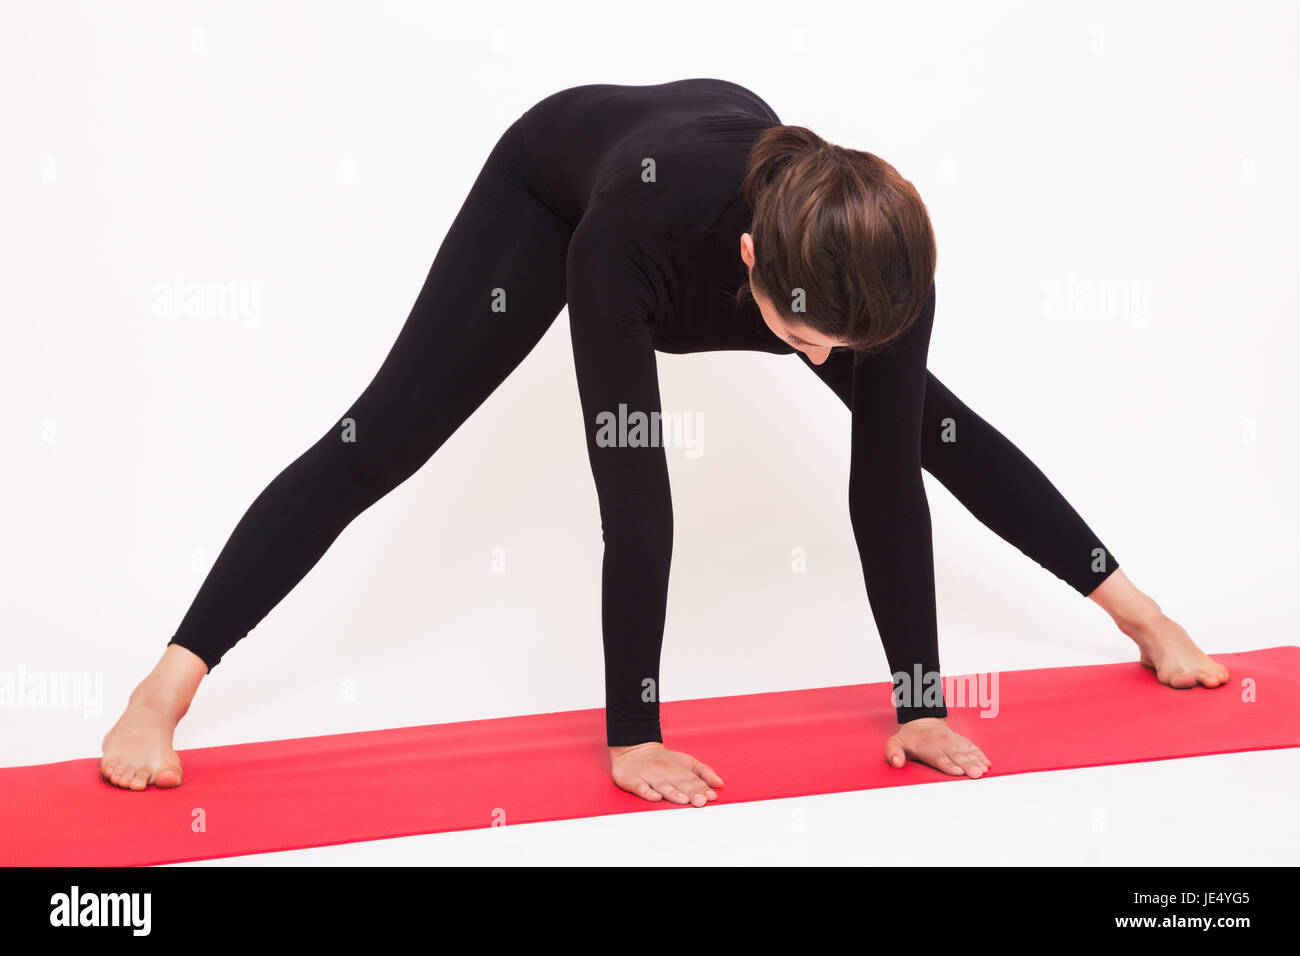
[101,78,1228,804]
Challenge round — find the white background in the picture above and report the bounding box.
[2,0,1297,864]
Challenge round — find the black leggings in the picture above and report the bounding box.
[168,121,1115,725]
[168,122,571,672]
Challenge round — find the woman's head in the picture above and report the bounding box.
[735,124,936,365]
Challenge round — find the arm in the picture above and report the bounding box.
[845,282,947,722]
[565,214,673,747]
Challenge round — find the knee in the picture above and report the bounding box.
[332,412,449,492]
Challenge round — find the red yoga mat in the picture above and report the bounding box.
[3,646,1297,866]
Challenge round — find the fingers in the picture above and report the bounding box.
[891,725,993,779]
[614,770,716,805]
[965,743,992,769]
[646,773,715,806]
[942,741,992,778]
[691,758,725,789]
[884,736,907,769]
[612,749,721,806]
[628,780,663,802]
[935,752,966,776]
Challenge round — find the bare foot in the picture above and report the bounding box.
[1125,614,1229,689]
[608,742,724,805]
[1088,568,1229,690]
[885,718,991,778]
[100,645,207,791]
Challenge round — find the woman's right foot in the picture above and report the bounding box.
[100,645,207,791]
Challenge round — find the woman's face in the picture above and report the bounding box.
[739,233,849,366]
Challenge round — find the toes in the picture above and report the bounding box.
[1197,666,1230,688]
[154,764,183,788]
[106,762,161,791]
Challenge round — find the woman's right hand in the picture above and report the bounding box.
[609,742,724,805]
[885,717,991,778]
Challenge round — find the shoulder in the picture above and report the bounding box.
[566,202,661,319]
[567,200,654,263]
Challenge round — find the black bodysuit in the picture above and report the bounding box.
[168,79,1118,745]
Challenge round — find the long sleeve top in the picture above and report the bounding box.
[511,79,946,744]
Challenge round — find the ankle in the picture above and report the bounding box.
[128,677,192,722]
[1112,600,1165,640]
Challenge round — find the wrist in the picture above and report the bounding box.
[608,741,661,756]
[897,715,946,728]
[608,741,662,765]
[606,721,663,750]
[896,704,948,724]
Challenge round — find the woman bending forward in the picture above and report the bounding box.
[101,79,1228,802]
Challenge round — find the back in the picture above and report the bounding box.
[513,78,782,229]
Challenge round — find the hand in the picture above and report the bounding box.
[885,717,991,778]
[609,742,724,805]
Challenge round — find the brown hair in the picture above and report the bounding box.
[734,125,936,358]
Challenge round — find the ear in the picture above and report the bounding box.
[739,233,754,269]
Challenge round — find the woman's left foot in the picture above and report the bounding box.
[1124,613,1229,689]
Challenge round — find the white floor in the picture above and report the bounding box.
[171,747,1299,866]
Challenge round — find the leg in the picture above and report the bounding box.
[917,372,1118,596]
[804,354,1227,688]
[1087,568,1228,688]
[102,121,573,789]
[806,356,1117,592]
[165,124,570,672]
[918,372,1226,687]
